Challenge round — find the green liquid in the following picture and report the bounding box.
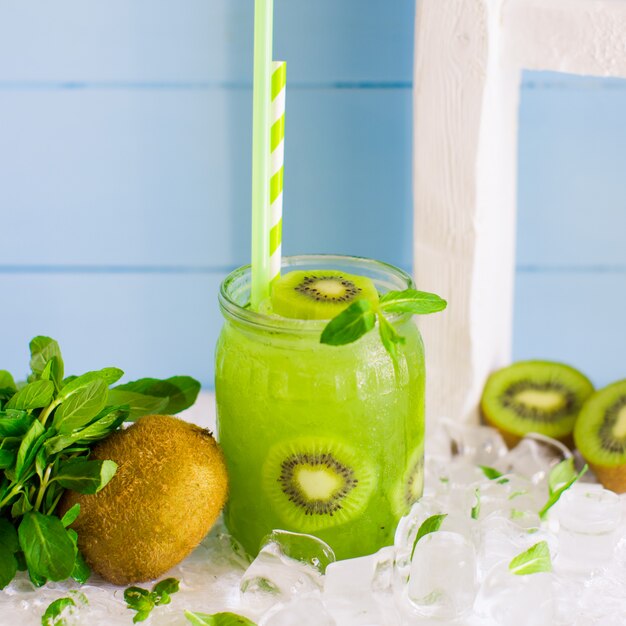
[215,313,425,560]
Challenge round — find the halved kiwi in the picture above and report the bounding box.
[481,361,594,447]
[270,270,379,320]
[390,445,424,518]
[574,380,626,493]
[262,437,376,532]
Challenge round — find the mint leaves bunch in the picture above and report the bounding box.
[320,289,447,359]
[0,336,200,589]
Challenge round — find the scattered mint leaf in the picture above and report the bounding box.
[539,463,588,520]
[478,465,509,483]
[152,577,180,605]
[548,458,577,495]
[377,312,405,362]
[18,512,76,582]
[185,611,257,626]
[509,541,552,575]
[471,488,481,520]
[125,578,181,623]
[379,289,447,315]
[41,597,75,626]
[320,300,376,346]
[60,504,80,528]
[411,513,447,559]
[54,459,117,495]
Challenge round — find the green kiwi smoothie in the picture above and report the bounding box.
[215,255,426,560]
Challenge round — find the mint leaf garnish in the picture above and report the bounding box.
[539,461,588,520]
[411,513,447,559]
[125,578,180,622]
[320,287,447,358]
[320,300,376,346]
[377,312,405,361]
[379,289,447,314]
[508,541,552,575]
[185,610,257,626]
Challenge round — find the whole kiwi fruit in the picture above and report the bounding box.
[60,414,228,585]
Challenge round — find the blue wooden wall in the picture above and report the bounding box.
[0,1,413,387]
[0,4,623,393]
[515,71,626,389]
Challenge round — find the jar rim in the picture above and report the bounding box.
[218,254,414,334]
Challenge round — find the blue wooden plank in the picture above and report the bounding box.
[0,0,414,84]
[517,71,626,268]
[0,88,412,271]
[513,271,626,388]
[0,272,224,389]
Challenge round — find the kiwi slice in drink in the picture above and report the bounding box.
[262,437,376,532]
[481,361,594,447]
[390,445,424,518]
[574,380,626,493]
[270,270,379,320]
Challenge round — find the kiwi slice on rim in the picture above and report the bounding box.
[481,360,594,447]
[574,380,626,493]
[270,270,379,320]
[390,445,424,518]
[262,437,376,532]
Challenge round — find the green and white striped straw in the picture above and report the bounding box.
[269,61,286,283]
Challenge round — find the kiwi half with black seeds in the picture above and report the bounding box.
[481,360,594,447]
[262,437,376,532]
[270,269,379,320]
[574,380,626,493]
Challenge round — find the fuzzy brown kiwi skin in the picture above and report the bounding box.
[59,414,228,585]
[481,402,575,450]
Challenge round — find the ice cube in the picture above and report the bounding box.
[240,530,335,613]
[476,515,551,578]
[323,546,395,599]
[402,530,478,620]
[260,596,336,626]
[475,563,555,626]
[495,434,571,485]
[554,483,622,574]
[440,417,508,465]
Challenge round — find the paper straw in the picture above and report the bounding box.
[250,0,274,309]
[269,61,286,284]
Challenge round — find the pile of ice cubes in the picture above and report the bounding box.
[3,418,626,625]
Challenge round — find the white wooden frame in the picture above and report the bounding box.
[413,0,626,423]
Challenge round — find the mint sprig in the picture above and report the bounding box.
[508,541,553,575]
[0,336,201,589]
[320,288,447,359]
